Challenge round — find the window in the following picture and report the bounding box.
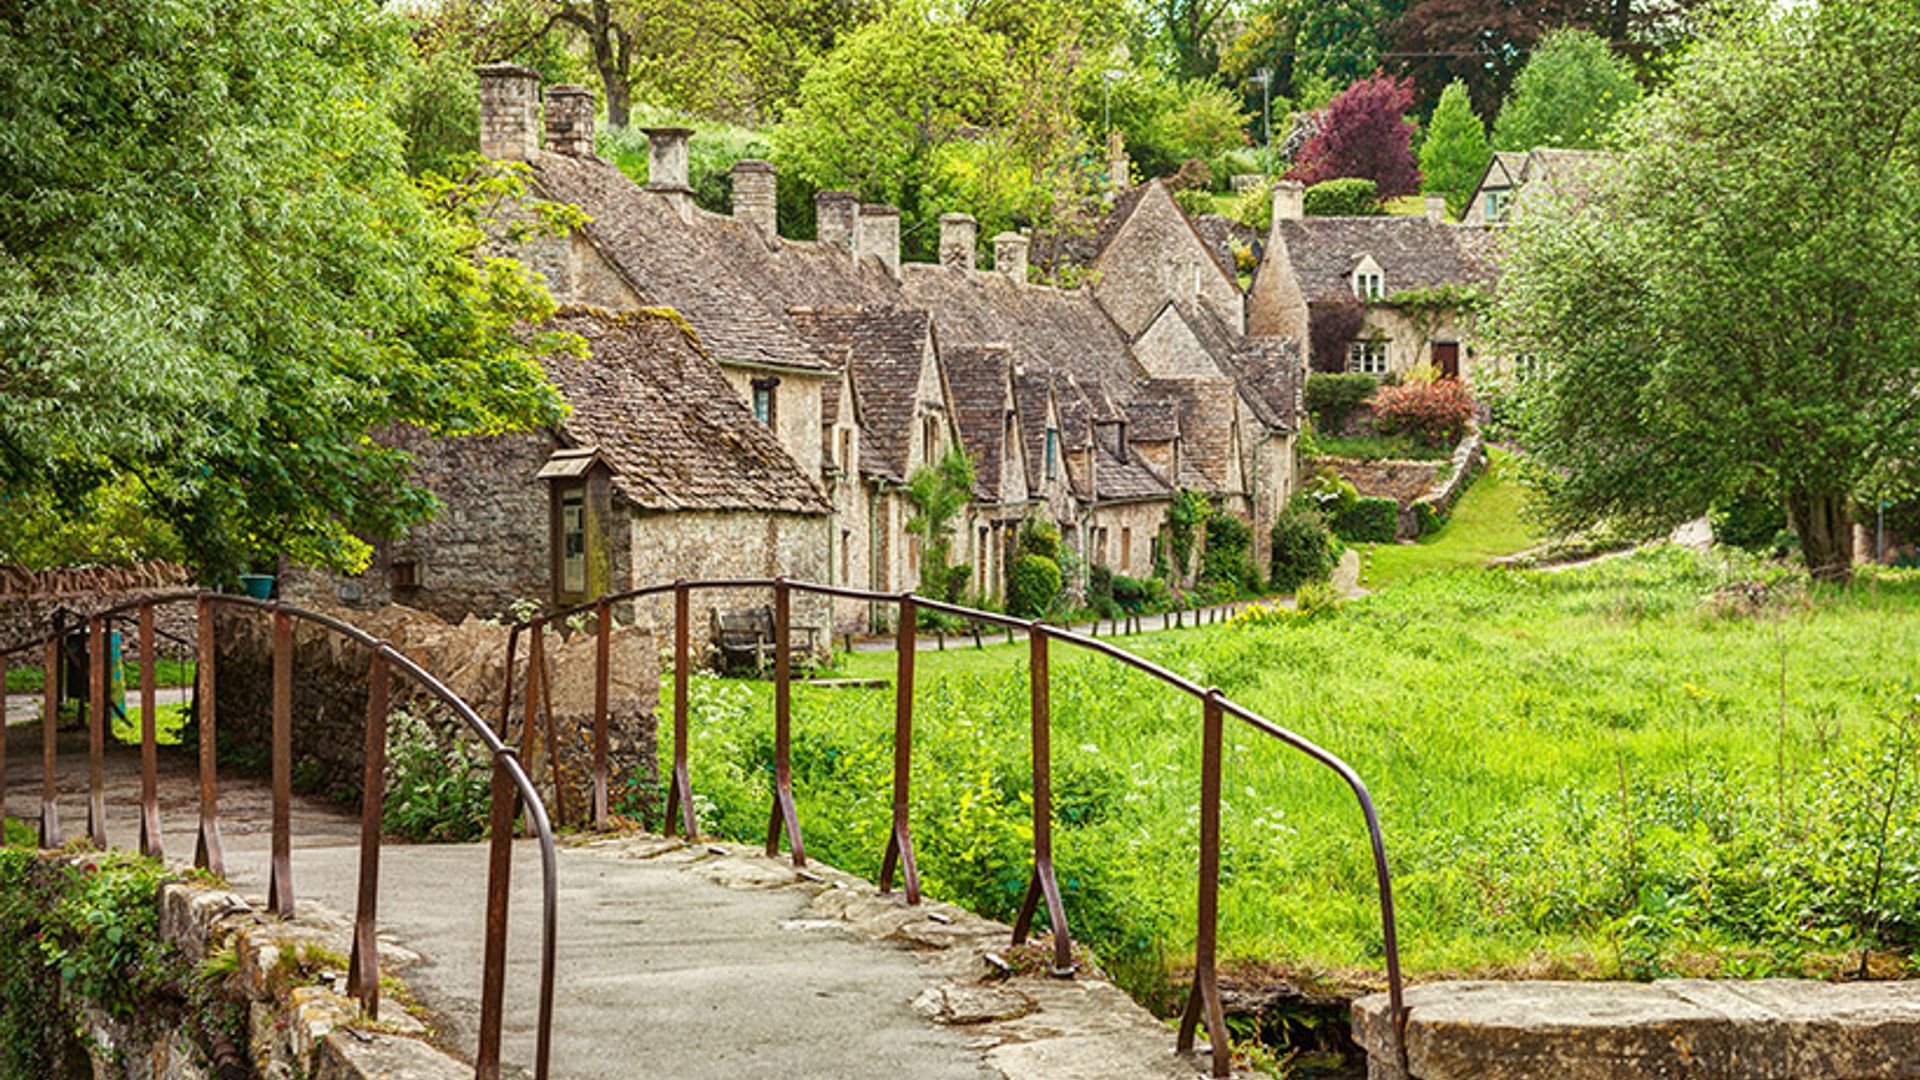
[389,559,418,591]
[751,378,778,426]
[1120,527,1132,568]
[1348,340,1390,375]
[1485,190,1509,223]
[837,428,853,472]
[1044,428,1058,481]
[922,415,939,463]
[1516,353,1546,381]
[559,487,586,594]
[840,528,851,582]
[1353,270,1384,300]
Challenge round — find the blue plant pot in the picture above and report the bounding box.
[239,573,276,600]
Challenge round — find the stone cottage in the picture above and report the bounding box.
[395,65,1309,631]
[1249,180,1500,382]
[1464,147,1615,225]
[284,307,833,634]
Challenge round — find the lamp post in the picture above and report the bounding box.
[1102,68,1123,136]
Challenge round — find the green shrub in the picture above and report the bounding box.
[1333,496,1401,543]
[1008,554,1063,617]
[383,709,492,843]
[1201,512,1255,591]
[1173,187,1217,218]
[1017,518,1062,563]
[1087,563,1119,618]
[1268,506,1341,591]
[1304,373,1380,434]
[1225,178,1273,231]
[1293,579,1345,617]
[1297,469,1360,518]
[1303,177,1381,216]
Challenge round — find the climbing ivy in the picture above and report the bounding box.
[1375,284,1492,343]
[1165,489,1211,583]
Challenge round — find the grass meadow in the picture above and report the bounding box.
[665,547,1920,1005]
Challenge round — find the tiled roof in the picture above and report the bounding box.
[1126,398,1179,442]
[789,306,932,483]
[1191,214,1256,281]
[1092,441,1172,503]
[540,307,830,514]
[1140,378,1237,494]
[1216,337,1303,433]
[1275,216,1499,304]
[1519,148,1614,202]
[938,343,1015,503]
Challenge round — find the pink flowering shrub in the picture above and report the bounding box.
[1370,378,1475,447]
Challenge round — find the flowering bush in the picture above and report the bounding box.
[1371,378,1474,447]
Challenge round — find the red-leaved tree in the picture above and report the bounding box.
[1289,74,1422,198]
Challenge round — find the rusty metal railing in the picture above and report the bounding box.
[0,592,559,1080]
[509,577,1407,1076]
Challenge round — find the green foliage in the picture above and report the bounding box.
[382,710,492,842]
[1224,178,1273,231]
[1712,491,1792,556]
[1492,29,1641,151]
[906,447,979,595]
[1268,506,1341,591]
[395,37,480,177]
[1201,511,1255,591]
[1165,489,1211,582]
[1302,177,1381,216]
[1419,81,1491,220]
[704,549,1920,994]
[1007,553,1064,617]
[1492,0,1920,581]
[0,0,574,582]
[1309,433,1452,462]
[1332,496,1401,543]
[1016,517,1063,563]
[1303,373,1380,433]
[1085,66,1250,180]
[602,109,780,217]
[1172,187,1218,218]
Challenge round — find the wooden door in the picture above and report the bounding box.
[1431,341,1461,380]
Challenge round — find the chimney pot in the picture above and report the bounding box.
[642,126,694,221]
[993,231,1030,284]
[815,191,859,252]
[476,63,541,162]
[1272,179,1305,222]
[1108,131,1132,192]
[544,84,595,158]
[731,159,778,237]
[856,203,901,277]
[938,213,977,271]
[1425,194,1449,223]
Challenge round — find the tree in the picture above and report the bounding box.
[1288,74,1422,198]
[1419,80,1492,218]
[1492,28,1640,150]
[1389,0,1565,119]
[905,446,979,595]
[1144,0,1238,82]
[1077,64,1250,180]
[1494,0,1920,581]
[0,0,571,581]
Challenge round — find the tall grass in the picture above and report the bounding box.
[670,548,1920,998]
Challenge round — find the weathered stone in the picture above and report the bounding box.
[1352,979,1920,1080]
[313,1029,474,1080]
[912,984,1038,1025]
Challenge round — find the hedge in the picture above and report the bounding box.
[1303,178,1382,216]
[1008,553,1062,617]
[1269,507,1341,591]
[1332,496,1400,543]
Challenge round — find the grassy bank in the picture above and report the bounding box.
[668,549,1920,1000]
[1358,450,1540,589]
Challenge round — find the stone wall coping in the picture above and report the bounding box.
[1354,977,1920,1080]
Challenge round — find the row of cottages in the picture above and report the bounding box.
[400,65,1306,636]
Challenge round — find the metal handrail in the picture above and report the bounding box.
[0,591,558,1080]
[505,576,1407,1075]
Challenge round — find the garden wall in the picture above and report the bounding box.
[0,560,195,655]
[212,601,659,827]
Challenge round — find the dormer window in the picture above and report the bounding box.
[1044,428,1058,481]
[1353,270,1384,300]
[751,378,779,426]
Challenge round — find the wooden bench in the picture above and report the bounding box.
[709,606,818,676]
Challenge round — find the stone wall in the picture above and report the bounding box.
[212,601,659,828]
[1314,457,1442,506]
[0,561,194,655]
[1353,978,1920,1080]
[1407,426,1485,536]
[620,507,833,649]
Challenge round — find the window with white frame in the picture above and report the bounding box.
[1348,340,1390,375]
[1353,270,1384,300]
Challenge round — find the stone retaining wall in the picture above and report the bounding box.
[212,601,659,827]
[0,561,195,656]
[1353,978,1920,1080]
[1404,426,1485,537]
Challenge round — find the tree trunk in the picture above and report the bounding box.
[600,67,630,128]
[1788,489,1854,582]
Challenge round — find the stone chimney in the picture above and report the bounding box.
[856,204,901,276]
[939,213,977,271]
[643,127,694,220]
[1108,130,1132,192]
[543,84,594,158]
[993,232,1029,283]
[815,191,859,252]
[476,63,541,162]
[1425,194,1448,223]
[731,159,777,237]
[1273,179,1305,221]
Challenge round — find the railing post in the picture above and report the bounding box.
[267,609,294,917]
[1011,623,1073,976]
[765,578,805,865]
[138,605,163,859]
[1178,690,1230,1076]
[347,648,390,1018]
[879,593,921,903]
[476,753,516,1080]
[194,595,224,875]
[39,635,58,848]
[539,625,564,828]
[86,615,107,848]
[591,597,611,830]
[664,582,698,839]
